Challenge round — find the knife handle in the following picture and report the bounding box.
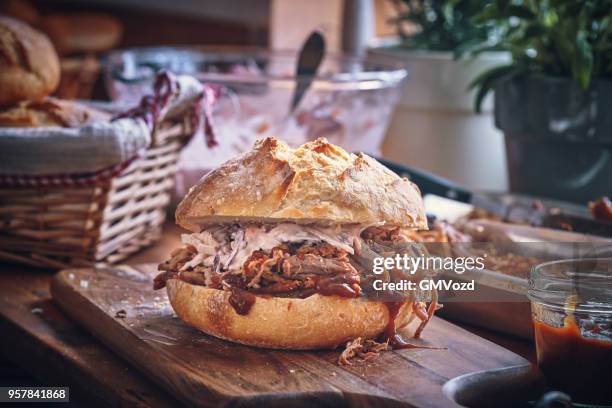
[376,158,473,203]
[542,213,612,238]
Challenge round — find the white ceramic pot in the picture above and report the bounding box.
[369,49,511,191]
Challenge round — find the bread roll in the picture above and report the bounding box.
[0,97,110,127]
[0,0,40,25]
[167,279,417,350]
[0,16,60,107]
[39,13,122,55]
[177,137,428,231]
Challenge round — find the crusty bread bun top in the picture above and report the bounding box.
[0,16,60,107]
[176,137,427,231]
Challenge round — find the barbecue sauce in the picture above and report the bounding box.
[317,282,359,297]
[227,272,360,314]
[534,317,612,405]
[314,271,361,298]
[228,287,256,315]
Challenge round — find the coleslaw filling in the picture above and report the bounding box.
[179,223,365,273]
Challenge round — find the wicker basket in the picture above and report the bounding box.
[0,116,194,269]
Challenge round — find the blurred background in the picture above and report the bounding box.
[2,0,610,202]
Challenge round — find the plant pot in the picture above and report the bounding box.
[495,76,612,204]
[368,49,511,191]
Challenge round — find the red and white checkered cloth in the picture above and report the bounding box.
[0,159,135,188]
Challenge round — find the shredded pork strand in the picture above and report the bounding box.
[361,226,411,244]
[414,289,440,339]
[404,220,472,243]
[338,337,390,365]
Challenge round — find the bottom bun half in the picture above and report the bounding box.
[166,279,417,350]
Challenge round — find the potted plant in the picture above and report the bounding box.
[469,0,612,203]
[370,0,510,190]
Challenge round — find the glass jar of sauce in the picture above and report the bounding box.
[528,258,612,405]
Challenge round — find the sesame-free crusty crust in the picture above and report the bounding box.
[176,137,427,231]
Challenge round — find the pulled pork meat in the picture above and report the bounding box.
[155,241,361,298]
[157,223,443,361]
[155,223,418,297]
[404,220,472,243]
[338,337,389,365]
[361,226,411,244]
[155,223,442,305]
[360,223,472,246]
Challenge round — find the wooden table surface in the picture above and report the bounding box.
[0,222,536,406]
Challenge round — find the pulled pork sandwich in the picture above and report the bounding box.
[155,137,432,350]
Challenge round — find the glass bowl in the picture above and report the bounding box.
[102,46,407,171]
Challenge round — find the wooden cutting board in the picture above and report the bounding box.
[51,264,527,407]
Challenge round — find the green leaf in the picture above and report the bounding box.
[455,41,502,58]
[474,4,504,23]
[573,29,594,88]
[468,64,523,113]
